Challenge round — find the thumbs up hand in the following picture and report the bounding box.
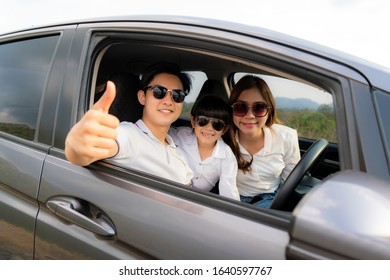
[92,81,117,114]
[65,81,120,166]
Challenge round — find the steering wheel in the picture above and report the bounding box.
[269,138,329,211]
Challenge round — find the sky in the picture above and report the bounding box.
[0,0,389,69]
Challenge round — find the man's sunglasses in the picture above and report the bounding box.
[144,85,188,103]
[195,116,226,132]
[232,101,270,117]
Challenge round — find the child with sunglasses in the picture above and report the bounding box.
[169,95,240,200]
[65,62,194,185]
[223,75,300,208]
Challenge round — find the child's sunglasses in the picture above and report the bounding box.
[232,101,269,117]
[195,116,226,131]
[144,85,188,103]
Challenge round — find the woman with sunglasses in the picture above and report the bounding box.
[65,62,194,185]
[223,75,300,208]
[169,95,240,200]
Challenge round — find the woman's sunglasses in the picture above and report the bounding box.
[232,101,269,117]
[195,116,226,132]
[144,85,188,103]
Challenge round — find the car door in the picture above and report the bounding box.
[0,138,45,260]
[35,19,390,259]
[0,28,73,259]
[34,23,292,260]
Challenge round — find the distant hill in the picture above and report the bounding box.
[276,97,323,110]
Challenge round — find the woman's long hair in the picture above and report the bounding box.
[223,75,278,172]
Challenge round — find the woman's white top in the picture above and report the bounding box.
[237,124,300,196]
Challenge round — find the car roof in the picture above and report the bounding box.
[2,15,389,91]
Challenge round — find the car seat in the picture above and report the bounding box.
[106,72,143,123]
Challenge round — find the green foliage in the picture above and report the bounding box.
[278,105,337,143]
[0,123,35,140]
[181,101,194,118]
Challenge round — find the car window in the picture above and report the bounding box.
[374,89,390,162]
[0,35,59,141]
[234,73,337,143]
[180,71,208,119]
[90,35,341,212]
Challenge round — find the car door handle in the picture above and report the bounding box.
[47,196,116,237]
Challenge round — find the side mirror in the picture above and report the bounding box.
[288,170,390,259]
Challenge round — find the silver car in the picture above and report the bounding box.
[0,16,389,259]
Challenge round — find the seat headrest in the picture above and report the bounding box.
[108,72,143,123]
[198,79,227,102]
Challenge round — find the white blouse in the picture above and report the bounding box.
[236,124,301,196]
[169,126,240,200]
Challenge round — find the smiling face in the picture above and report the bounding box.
[191,116,225,147]
[138,73,184,130]
[233,87,269,138]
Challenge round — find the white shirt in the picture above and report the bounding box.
[169,126,240,200]
[106,120,193,185]
[237,124,300,196]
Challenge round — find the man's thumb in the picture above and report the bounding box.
[93,81,116,113]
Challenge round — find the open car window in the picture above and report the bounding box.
[88,30,343,213]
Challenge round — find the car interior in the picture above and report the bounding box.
[90,35,340,212]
